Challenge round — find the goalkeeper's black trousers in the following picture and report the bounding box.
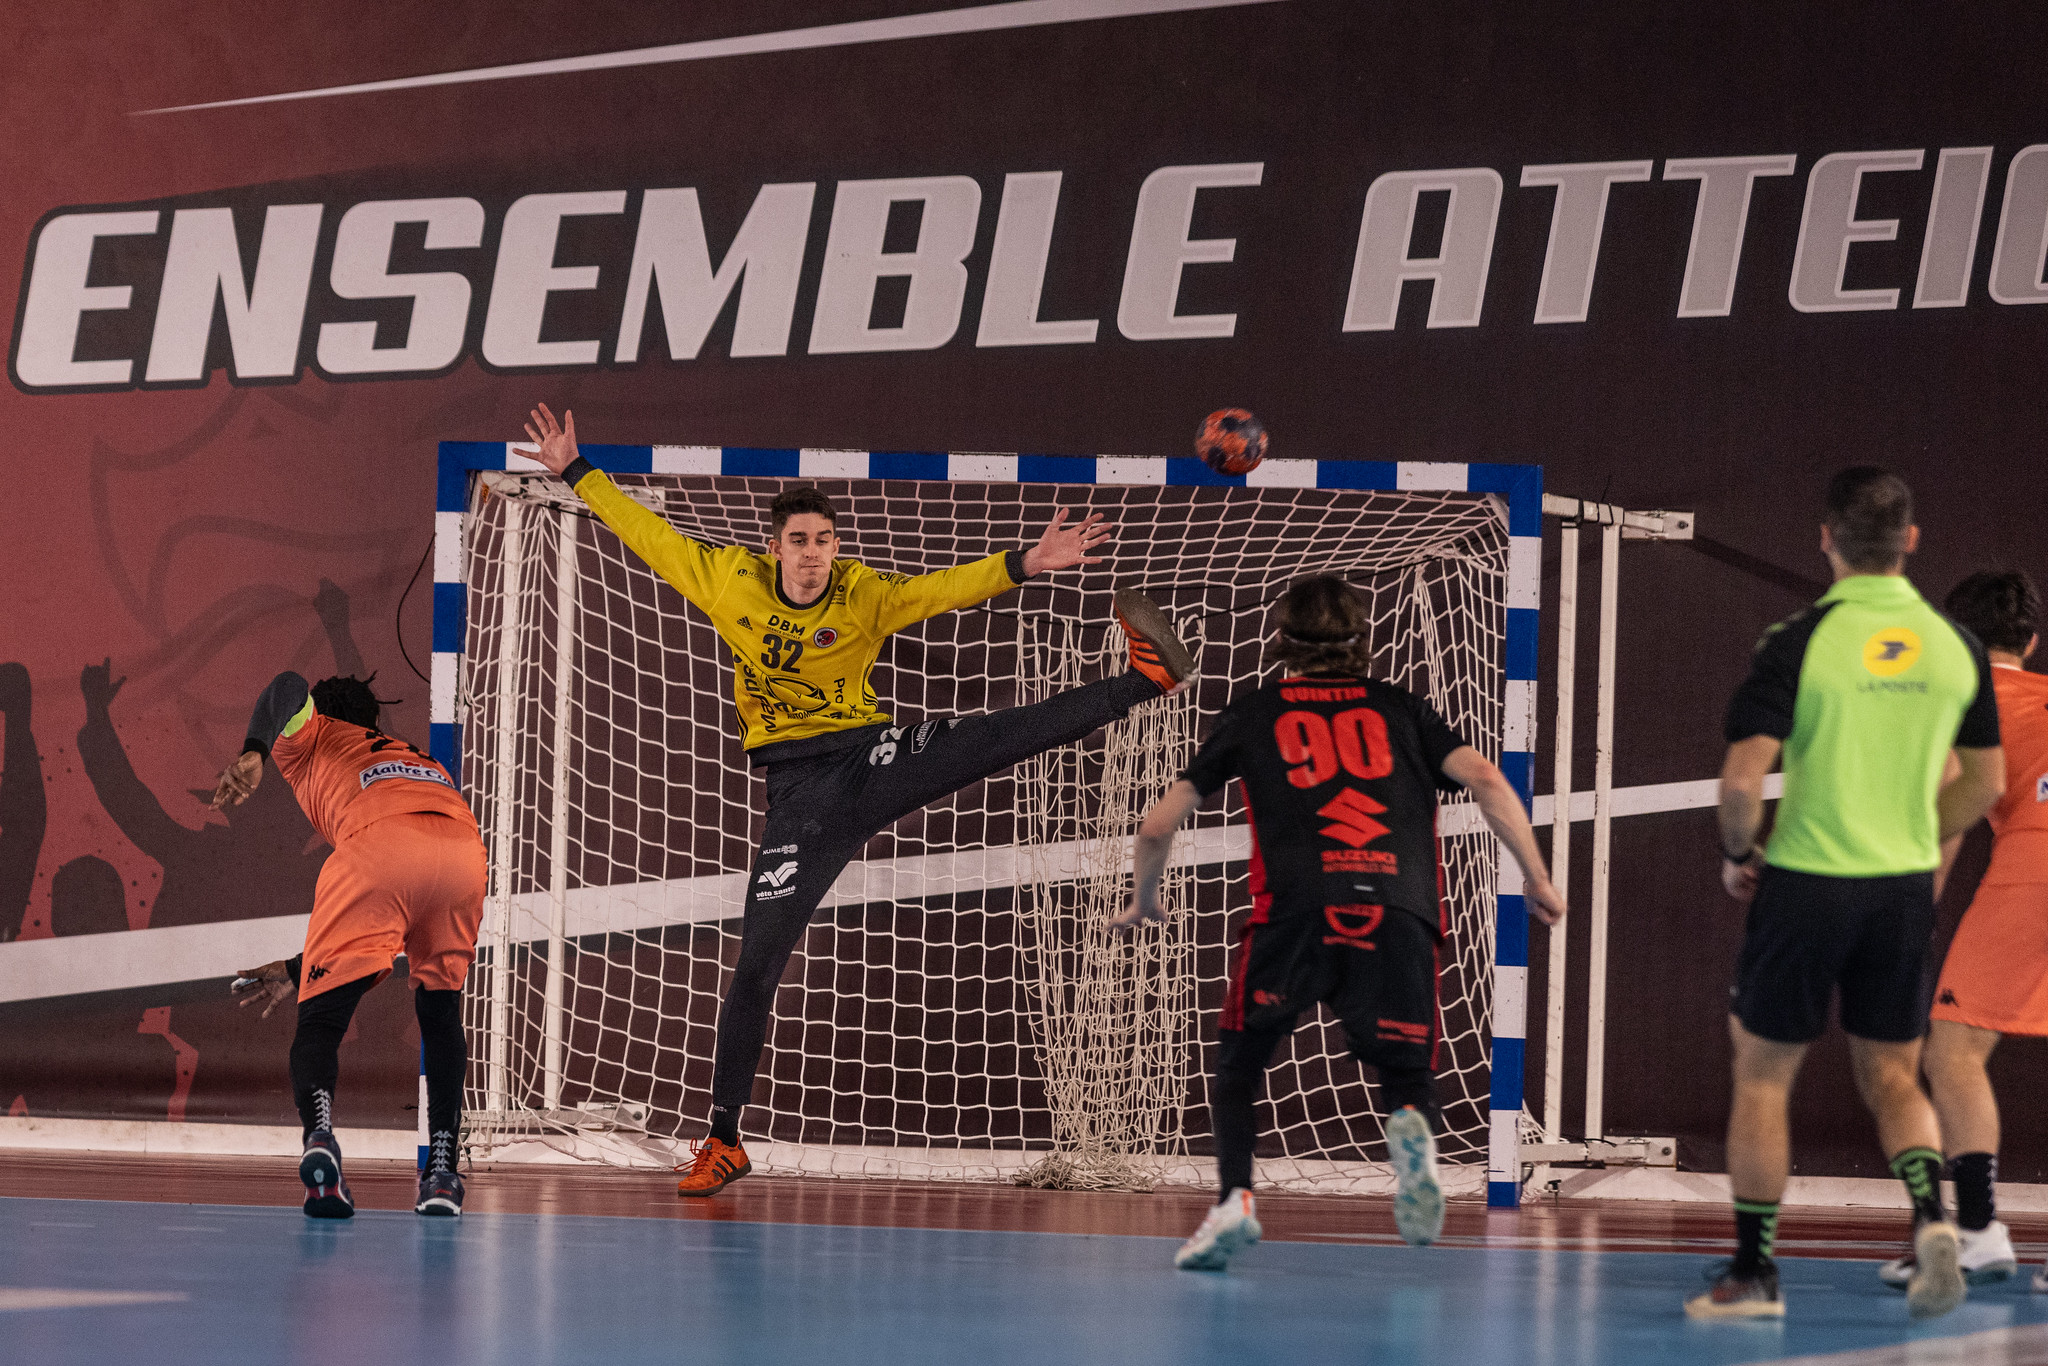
[708,670,1163,1115]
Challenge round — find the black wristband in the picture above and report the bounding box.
[1005,548,1033,583]
[562,455,596,487]
[285,954,303,987]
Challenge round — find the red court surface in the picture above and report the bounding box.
[6,1150,2042,1264]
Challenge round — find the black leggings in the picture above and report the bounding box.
[711,671,1160,1113]
[1210,1024,1442,1197]
[291,975,466,1145]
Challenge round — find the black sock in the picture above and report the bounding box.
[288,974,377,1140]
[708,1105,741,1145]
[1950,1151,1996,1232]
[1377,1065,1442,1133]
[1732,1200,1779,1275]
[414,988,466,1143]
[1890,1146,1947,1226]
[1212,1069,1261,1200]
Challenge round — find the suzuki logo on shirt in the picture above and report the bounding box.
[1318,788,1389,848]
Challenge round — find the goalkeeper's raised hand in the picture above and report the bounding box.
[519,402,581,477]
[1022,507,1113,578]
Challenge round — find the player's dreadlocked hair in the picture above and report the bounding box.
[1945,570,2040,655]
[1269,575,1373,676]
[311,673,399,730]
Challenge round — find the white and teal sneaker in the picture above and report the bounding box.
[1388,1106,1445,1247]
[1175,1189,1262,1271]
[1906,1221,1967,1319]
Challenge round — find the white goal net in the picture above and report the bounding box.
[454,460,1509,1193]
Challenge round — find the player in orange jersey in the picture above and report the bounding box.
[212,673,485,1220]
[1878,571,2048,1292]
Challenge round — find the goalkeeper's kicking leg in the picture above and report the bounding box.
[676,591,1197,1196]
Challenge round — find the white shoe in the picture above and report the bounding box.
[1906,1221,1967,1319]
[1175,1189,1261,1271]
[1388,1106,1445,1247]
[1880,1220,2017,1289]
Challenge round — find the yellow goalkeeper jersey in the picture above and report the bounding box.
[570,467,1026,756]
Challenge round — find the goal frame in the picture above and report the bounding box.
[429,439,1543,1207]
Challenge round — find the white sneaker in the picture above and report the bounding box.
[1175,1189,1261,1271]
[1388,1106,1445,1247]
[1879,1220,2018,1289]
[1906,1221,1967,1320]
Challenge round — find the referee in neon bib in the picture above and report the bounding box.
[1689,468,2004,1321]
[517,404,1197,1196]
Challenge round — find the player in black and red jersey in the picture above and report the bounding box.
[1115,575,1565,1269]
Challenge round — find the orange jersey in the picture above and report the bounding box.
[273,712,478,849]
[1981,665,2048,885]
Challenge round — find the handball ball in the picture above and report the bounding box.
[1195,409,1268,475]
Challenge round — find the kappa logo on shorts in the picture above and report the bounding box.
[912,720,941,753]
[1861,627,1922,677]
[1252,989,1287,1007]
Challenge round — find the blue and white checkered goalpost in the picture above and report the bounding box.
[430,441,1540,1200]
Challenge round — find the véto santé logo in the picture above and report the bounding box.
[1861,628,1922,677]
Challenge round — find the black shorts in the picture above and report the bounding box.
[1732,865,1937,1044]
[1217,904,1439,1073]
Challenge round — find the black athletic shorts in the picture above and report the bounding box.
[1217,904,1439,1073]
[1731,865,1937,1044]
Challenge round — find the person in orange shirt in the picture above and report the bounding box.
[212,672,485,1220]
[1879,571,2048,1292]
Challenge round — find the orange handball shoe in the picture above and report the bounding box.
[675,1137,752,1197]
[1114,588,1199,696]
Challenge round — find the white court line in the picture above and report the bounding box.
[1757,1325,2048,1366]
[0,1288,189,1312]
[136,0,1287,114]
[0,773,1750,1005]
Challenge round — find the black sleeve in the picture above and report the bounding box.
[1951,623,2002,749]
[1179,703,1245,798]
[1724,608,1823,743]
[243,672,310,760]
[1405,693,1471,793]
[285,954,303,987]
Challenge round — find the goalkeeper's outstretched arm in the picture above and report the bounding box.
[1111,779,1203,931]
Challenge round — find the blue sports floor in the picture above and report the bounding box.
[7,1194,2048,1365]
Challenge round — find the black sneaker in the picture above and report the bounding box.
[299,1130,354,1219]
[416,1169,465,1217]
[1683,1258,1783,1319]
